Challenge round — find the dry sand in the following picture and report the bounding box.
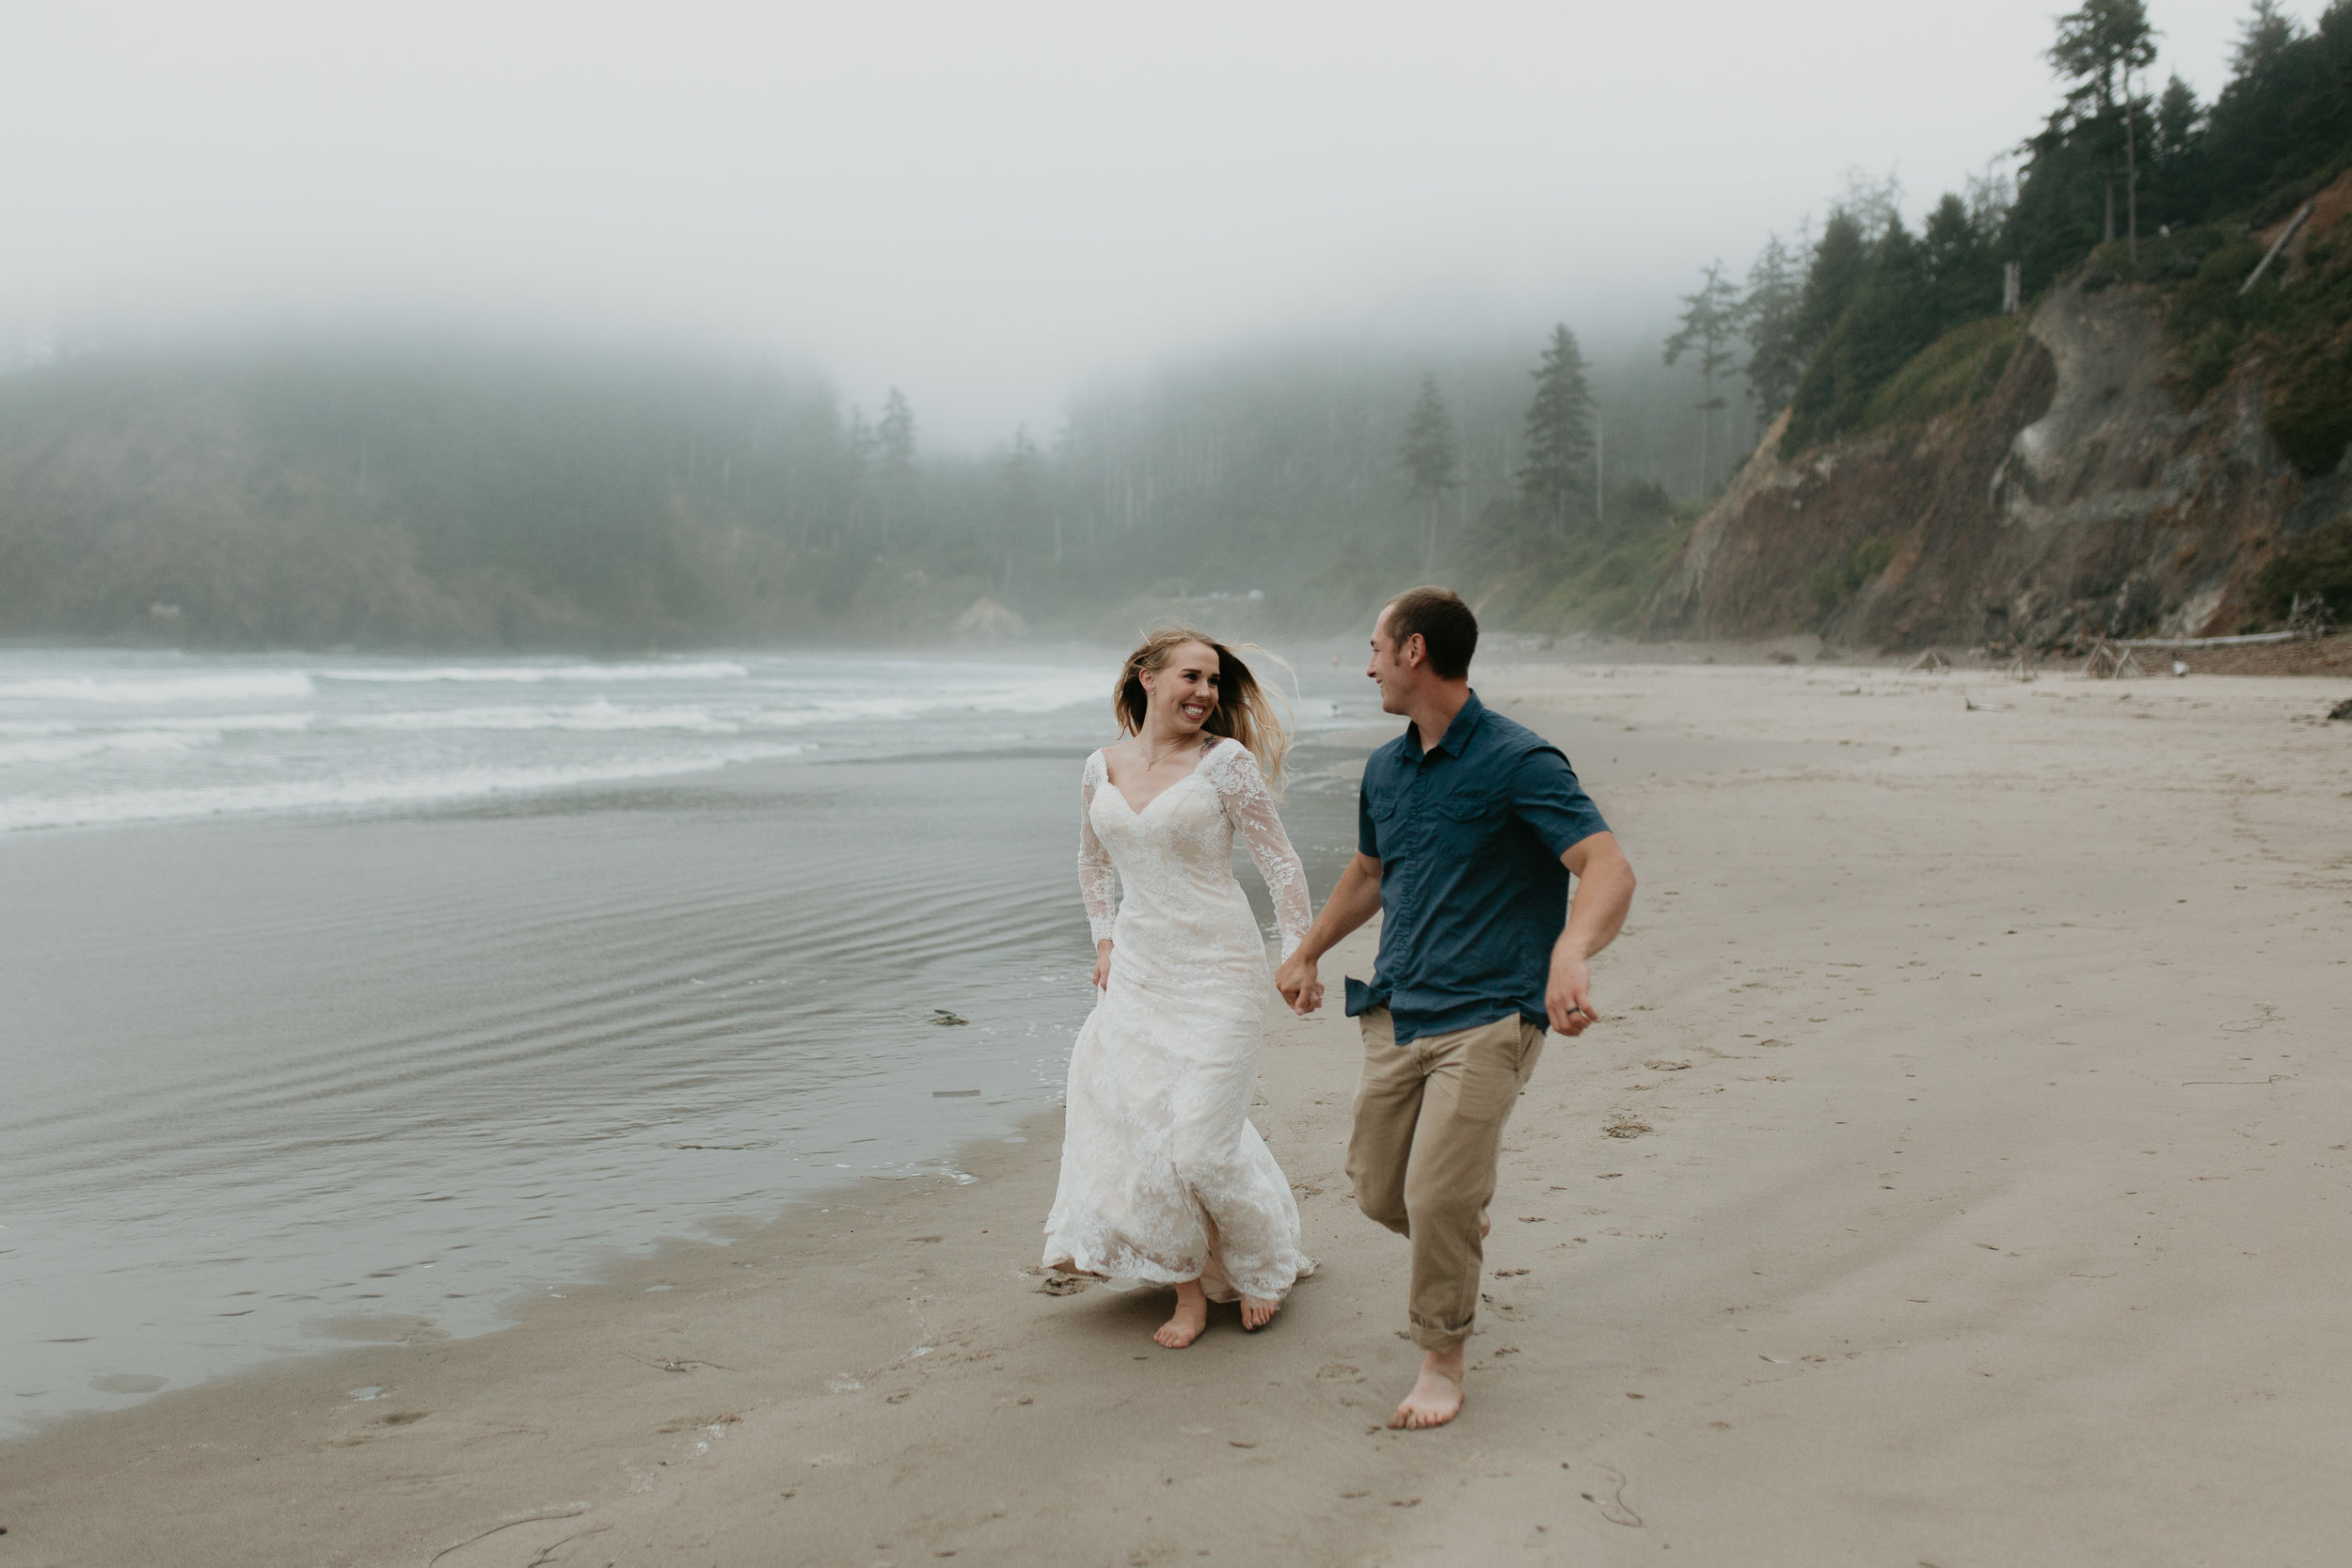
[6,661,2349,1566]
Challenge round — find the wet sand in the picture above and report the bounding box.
[5,661,2350,1564]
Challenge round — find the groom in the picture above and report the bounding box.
[1276,587,1635,1430]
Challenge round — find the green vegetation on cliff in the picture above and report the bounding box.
[2256,515,2352,618]
[1807,535,1900,618]
[2155,214,2352,476]
[1454,481,1695,636]
[1780,194,2010,453]
[1855,314,2029,436]
[1745,2,2352,470]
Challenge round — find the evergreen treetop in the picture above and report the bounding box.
[1518,325,1596,531]
[1740,234,1807,419]
[1663,261,1742,494]
[2232,0,2300,76]
[1399,373,1461,571]
[2050,0,2157,119]
[1400,374,1460,500]
[1793,212,1871,366]
[878,388,916,479]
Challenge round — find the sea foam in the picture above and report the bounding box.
[319,662,750,685]
[0,743,806,832]
[0,731,221,768]
[341,701,740,734]
[0,673,315,705]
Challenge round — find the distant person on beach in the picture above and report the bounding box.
[1042,629,1315,1346]
[1276,587,1635,1429]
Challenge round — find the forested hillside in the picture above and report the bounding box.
[0,325,1730,648]
[1642,0,2352,646]
[1754,0,2352,474]
[5,1,2347,652]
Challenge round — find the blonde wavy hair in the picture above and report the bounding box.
[1113,626,1293,786]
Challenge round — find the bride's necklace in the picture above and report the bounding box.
[1139,730,1198,771]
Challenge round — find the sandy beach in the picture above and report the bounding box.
[6,658,2349,1566]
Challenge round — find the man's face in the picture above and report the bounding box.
[1367,608,1412,715]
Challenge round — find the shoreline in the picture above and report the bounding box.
[6,662,2349,1564]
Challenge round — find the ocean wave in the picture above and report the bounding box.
[0,712,313,766]
[319,662,750,685]
[739,678,1103,727]
[142,713,314,734]
[0,673,315,705]
[308,678,1103,737]
[933,677,1104,715]
[0,731,220,767]
[0,743,806,833]
[341,702,740,735]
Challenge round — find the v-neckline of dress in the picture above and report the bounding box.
[1104,739,1216,817]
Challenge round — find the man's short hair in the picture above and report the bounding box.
[1383,586,1477,680]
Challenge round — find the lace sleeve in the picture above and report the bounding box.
[1204,740,1311,958]
[1077,752,1117,942]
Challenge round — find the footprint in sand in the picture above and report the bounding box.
[1587,1462,1643,1528]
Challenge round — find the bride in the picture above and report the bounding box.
[1042,627,1315,1348]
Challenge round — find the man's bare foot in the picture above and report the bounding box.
[1480,1209,1492,1240]
[1390,1347,1466,1430]
[1154,1280,1210,1348]
[1240,1294,1279,1331]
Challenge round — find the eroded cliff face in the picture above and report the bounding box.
[1643,275,2350,649]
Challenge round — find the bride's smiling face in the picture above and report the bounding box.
[1139,641,1222,736]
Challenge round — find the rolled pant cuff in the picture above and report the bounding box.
[1408,1319,1470,1354]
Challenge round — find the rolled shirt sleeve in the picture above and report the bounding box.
[1510,747,1609,859]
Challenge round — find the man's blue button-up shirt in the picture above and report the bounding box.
[1344,690,1609,1044]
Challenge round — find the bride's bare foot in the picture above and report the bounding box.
[1154,1280,1210,1348]
[1239,1294,1279,1331]
[1390,1347,1466,1430]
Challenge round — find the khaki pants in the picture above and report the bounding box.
[1346,1006,1545,1353]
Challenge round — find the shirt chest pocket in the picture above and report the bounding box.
[1435,792,1508,847]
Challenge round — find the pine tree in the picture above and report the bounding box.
[1782,216,1958,451]
[878,388,915,479]
[1831,169,1905,237]
[1794,213,1869,375]
[1004,423,1048,565]
[1740,235,1806,420]
[876,388,916,545]
[843,406,876,542]
[2201,1,2323,202]
[1662,261,1741,495]
[1399,374,1460,571]
[2153,74,2201,159]
[2049,0,2158,260]
[2231,0,2299,76]
[2140,75,2203,228]
[1920,193,2000,331]
[1518,325,1596,533]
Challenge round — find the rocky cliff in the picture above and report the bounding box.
[1644,216,2352,651]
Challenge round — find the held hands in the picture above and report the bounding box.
[1092,939,1113,990]
[1546,947,1597,1037]
[1275,950,1324,1017]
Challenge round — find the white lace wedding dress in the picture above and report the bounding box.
[1042,736,1315,1302]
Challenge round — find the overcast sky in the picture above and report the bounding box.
[2,0,2275,444]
